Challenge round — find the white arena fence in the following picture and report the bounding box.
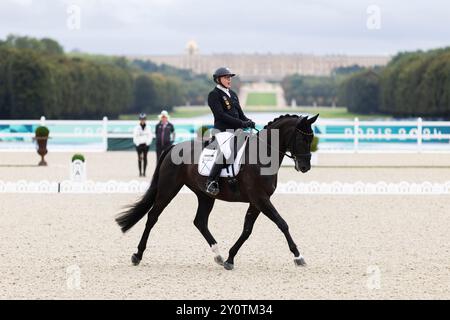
[1,180,450,195]
[0,116,450,153]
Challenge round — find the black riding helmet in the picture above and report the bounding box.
[213,67,236,84]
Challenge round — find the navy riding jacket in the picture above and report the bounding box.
[208,87,250,132]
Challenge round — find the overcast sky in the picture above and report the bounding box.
[0,0,449,56]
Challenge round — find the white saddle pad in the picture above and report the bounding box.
[198,135,248,178]
[214,132,234,159]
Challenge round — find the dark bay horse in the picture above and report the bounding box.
[116,114,319,270]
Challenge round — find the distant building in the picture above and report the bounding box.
[128,41,391,82]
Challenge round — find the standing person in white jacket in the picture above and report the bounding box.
[133,113,153,177]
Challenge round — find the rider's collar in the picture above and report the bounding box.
[216,85,231,97]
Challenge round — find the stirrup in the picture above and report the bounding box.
[205,180,219,196]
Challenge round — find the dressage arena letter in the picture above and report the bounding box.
[66,265,81,290]
[366,265,381,290]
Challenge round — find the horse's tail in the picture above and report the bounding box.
[115,145,175,233]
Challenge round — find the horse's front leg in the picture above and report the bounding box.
[257,198,306,267]
[223,204,260,270]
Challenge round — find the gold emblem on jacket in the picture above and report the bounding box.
[222,96,231,110]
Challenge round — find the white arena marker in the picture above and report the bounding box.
[66,264,81,290]
[366,265,381,290]
[70,160,87,182]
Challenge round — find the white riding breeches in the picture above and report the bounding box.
[214,132,234,159]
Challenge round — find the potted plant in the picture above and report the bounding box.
[197,125,212,141]
[71,154,85,162]
[70,154,87,182]
[311,136,319,166]
[35,126,50,166]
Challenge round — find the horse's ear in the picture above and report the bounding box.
[308,114,319,124]
[298,116,308,128]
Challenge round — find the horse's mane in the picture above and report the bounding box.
[263,114,301,129]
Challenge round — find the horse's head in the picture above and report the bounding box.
[290,114,319,173]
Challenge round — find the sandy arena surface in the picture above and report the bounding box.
[1,152,450,299]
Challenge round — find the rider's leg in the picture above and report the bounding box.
[227,130,245,166]
[206,150,224,196]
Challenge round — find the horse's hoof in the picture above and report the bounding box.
[214,255,224,266]
[131,253,141,266]
[294,257,307,267]
[223,261,234,270]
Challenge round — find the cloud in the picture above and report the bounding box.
[7,0,34,6]
[0,0,449,55]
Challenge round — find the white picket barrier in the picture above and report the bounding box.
[1,116,450,153]
[1,180,450,195]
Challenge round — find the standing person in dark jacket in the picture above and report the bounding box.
[155,110,175,160]
[205,67,255,196]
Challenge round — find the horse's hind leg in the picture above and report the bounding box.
[193,192,223,265]
[223,204,260,270]
[132,184,182,266]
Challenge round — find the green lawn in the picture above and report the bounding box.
[246,93,277,106]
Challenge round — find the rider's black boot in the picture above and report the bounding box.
[205,161,223,196]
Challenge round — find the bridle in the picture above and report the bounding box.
[285,121,313,161]
[254,118,313,161]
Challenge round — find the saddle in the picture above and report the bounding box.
[198,132,249,178]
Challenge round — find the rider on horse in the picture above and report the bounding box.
[205,67,255,196]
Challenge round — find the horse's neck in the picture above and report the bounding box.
[264,119,296,153]
[257,119,295,175]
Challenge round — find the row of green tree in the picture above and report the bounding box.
[281,65,368,107]
[340,48,450,117]
[283,48,450,117]
[381,48,450,117]
[0,34,64,55]
[0,35,215,119]
[0,46,133,119]
[282,75,342,107]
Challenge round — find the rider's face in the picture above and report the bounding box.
[219,76,232,89]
